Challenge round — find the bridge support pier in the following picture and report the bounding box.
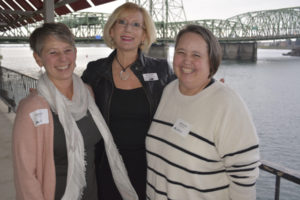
[147,42,257,61]
[147,43,169,59]
[220,42,257,61]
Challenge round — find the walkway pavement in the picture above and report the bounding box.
[0,99,16,200]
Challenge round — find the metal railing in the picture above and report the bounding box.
[259,160,300,200]
[0,66,37,112]
[0,66,300,199]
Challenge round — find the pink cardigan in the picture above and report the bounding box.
[12,93,56,200]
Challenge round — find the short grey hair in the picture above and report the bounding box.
[29,22,75,55]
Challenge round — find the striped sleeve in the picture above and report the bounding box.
[215,91,260,200]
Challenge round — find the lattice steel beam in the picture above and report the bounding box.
[1,5,300,42]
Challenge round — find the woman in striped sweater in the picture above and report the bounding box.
[146,24,260,200]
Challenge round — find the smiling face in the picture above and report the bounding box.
[33,36,77,86]
[110,10,146,52]
[173,32,211,96]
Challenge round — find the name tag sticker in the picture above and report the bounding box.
[29,109,49,127]
[143,73,158,81]
[171,119,191,137]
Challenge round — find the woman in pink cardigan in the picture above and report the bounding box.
[12,23,138,200]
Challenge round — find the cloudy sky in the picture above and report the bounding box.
[83,0,300,20]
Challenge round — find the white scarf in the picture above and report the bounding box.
[37,73,138,200]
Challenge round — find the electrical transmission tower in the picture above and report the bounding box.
[127,0,187,39]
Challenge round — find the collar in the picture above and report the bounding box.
[108,49,146,72]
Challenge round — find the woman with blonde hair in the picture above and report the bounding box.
[82,2,175,199]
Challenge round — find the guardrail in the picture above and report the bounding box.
[259,160,300,200]
[0,66,37,112]
[0,66,300,199]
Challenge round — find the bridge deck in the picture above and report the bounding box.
[0,99,16,200]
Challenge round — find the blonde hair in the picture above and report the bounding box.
[103,2,156,52]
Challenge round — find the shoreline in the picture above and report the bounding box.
[282,48,300,57]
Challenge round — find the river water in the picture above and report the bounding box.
[0,44,300,199]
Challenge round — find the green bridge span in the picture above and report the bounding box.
[1,3,300,61]
[1,6,300,43]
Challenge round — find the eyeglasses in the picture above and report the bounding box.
[116,19,145,30]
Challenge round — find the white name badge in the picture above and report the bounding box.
[143,73,159,81]
[171,119,191,137]
[29,109,49,127]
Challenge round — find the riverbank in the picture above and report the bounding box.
[282,47,300,56]
[0,99,16,200]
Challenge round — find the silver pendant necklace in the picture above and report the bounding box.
[115,56,131,81]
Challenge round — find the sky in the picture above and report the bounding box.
[82,0,300,20]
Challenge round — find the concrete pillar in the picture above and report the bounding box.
[147,43,169,59]
[221,43,239,60]
[220,42,257,61]
[44,0,55,23]
[239,42,257,61]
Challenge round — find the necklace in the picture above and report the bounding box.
[115,56,132,80]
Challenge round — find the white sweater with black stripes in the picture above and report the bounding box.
[146,79,260,200]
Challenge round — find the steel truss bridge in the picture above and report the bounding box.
[0,6,300,42]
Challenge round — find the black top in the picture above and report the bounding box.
[81,49,175,200]
[81,49,175,124]
[53,110,101,200]
[97,87,150,200]
[110,87,150,148]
